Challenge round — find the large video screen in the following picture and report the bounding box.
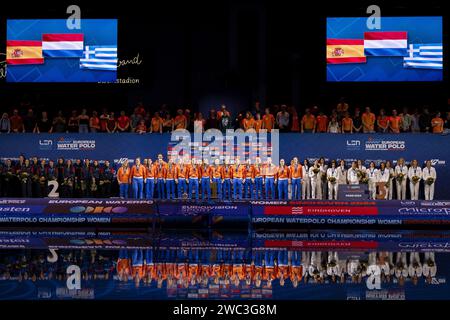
[6,19,118,82]
[326,16,443,82]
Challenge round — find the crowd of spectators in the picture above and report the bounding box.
[0,99,449,134]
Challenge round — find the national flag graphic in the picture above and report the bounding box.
[326,39,366,64]
[42,33,84,57]
[6,40,44,65]
[403,43,443,69]
[291,207,303,214]
[80,45,118,71]
[364,31,408,56]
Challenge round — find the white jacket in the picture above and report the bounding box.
[366,168,379,183]
[408,166,422,181]
[422,166,437,181]
[377,169,390,183]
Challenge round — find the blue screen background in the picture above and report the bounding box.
[326,17,443,82]
[6,19,118,83]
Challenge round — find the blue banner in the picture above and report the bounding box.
[0,133,448,199]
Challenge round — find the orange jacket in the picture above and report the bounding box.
[200,165,212,178]
[177,164,189,179]
[253,165,263,178]
[289,164,303,179]
[117,167,131,184]
[221,165,232,179]
[243,165,254,179]
[263,164,277,177]
[231,165,245,179]
[145,165,155,179]
[154,162,166,179]
[211,165,222,179]
[130,165,146,178]
[188,165,200,179]
[277,166,290,179]
[166,164,178,179]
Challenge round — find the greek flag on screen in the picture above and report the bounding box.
[403,44,443,69]
[80,45,117,71]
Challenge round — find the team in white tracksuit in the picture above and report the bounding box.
[394,252,409,280]
[395,158,408,200]
[385,161,395,200]
[408,160,422,200]
[336,160,347,186]
[319,159,328,200]
[302,160,311,200]
[366,163,379,200]
[308,161,322,200]
[422,160,437,200]
[377,163,390,200]
[347,163,360,185]
[326,162,340,200]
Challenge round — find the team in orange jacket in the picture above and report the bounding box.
[123,155,308,201]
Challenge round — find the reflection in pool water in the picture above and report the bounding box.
[0,229,448,300]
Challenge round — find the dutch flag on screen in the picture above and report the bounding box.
[80,45,118,71]
[42,34,84,57]
[364,31,408,56]
[403,44,443,70]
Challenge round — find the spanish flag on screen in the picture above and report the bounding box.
[326,39,366,64]
[6,40,44,65]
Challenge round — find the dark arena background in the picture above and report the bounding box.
[0,0,450,313]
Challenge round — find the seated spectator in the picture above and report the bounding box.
[130,107,143,132]
[336,97,349,120]
[255,113,263,132]
[243,111,255,132]
[23,109,37,133]
[10,109,24,133]
[328,114,340,133]
[184,109,192,131]
[419,107,432,132]
[162,113,174,132]
[289,106,300,132]
[107,112,117,133]
[36,111,53,133]
[217,105,229,120]
[150,112,163,133]
[315,111,328,133]
[352,108,362,133]
[0,113,11,133]
[89,111,101,133]
[117,111,130,133]
[235,113,244,130]
[362,107,375,133]
[219,110,233,133]
[400,107,412,132]
[341,112,353,133]
[52,111,67,133]
[143,112,152,130]
[276,105,290,132]
[205,109,219,130]
[377,109,389,133]
[78,109,90,133]
[431,112,444,134]
[411,109,421,133]
[173,109,187,130]
[67,110,79,133]
[444,112,450,133]
[389,109,402,134]
[194,112,206,133]
[135,119,147,134]
[262,108,275,132]
[301,108,316,133]
[99,109,109,133]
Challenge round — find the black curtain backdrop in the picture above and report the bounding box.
[0,0,448,116]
